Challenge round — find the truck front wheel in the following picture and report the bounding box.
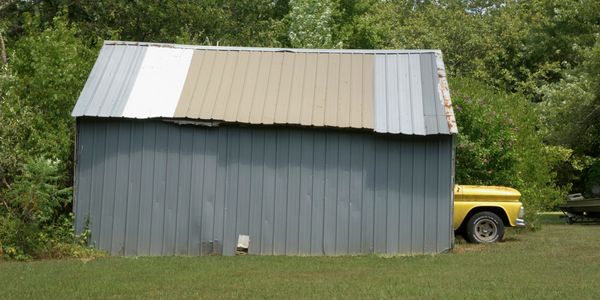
[466,212,505,243]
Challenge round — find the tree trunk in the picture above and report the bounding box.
[0,31,6,65]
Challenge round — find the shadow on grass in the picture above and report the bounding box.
[500,236,520,243]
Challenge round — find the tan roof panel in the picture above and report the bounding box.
[173,50,376,130]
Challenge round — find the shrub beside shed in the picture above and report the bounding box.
[71,41,457,256]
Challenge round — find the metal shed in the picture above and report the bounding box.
[72,41,457,256]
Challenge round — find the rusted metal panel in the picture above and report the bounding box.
[435,51,458,134]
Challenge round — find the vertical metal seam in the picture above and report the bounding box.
[277,53,295,123]
[268,53,284,123]
[260,52,275,124]
[226,52,249,120]
[211,129,219,253]
[359,138,365,252]
[208,53,232,118]
[88,123,96,239]
[173,128,182,254]
[247,131,253,250]
[81,46,116,114]
[284,130,291,254]
[232,129,241,254]
[385,140,389,253]
[234,130,242,255]
[322,133,327,255]
[396,55,403,134]
[123,122,133,254]
[428,54,439,133]
[296,131,303,254]
[148,124,158,253]
[161,127,170,255]
[309,132,315,254]
[300,53,310,125]
[334,134,339,254]
[108,47,141,116]
[198,131,207,255]
[220,52,240,118]
[98,48,127,115]
[309,55,318,125]
[196,51,217,119]
[269,130,278,254]
[409,142,416,254]
[406,54,414,134]
[362,54,366,128]
[422,140,427,253]
[98,123,108,251]
[384,55,390,133]
[286,53,302,123]
[346,55,352,127]
[135,123,144,255]
[206,55,231,119]
[221,128,229,255]
[371,140,376,253]
[346,136,352,253]
[186,129,195,255]
[221,129,229,255]
[259,130,266,254]
[397,138,402,252]
[242,51,262,121]
[323,54,330,125]
[182,50,205,116]
[147,124,157,254]
[335,53,341,126]
[109,123,121,254]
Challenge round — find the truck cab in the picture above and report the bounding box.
[454,185,526,243]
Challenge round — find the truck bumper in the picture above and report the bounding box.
[516,218,527,227]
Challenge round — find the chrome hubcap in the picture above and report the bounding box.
[475,219,497,242]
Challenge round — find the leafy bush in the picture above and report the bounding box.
[451,78,568,220]
[0,12,96,186]
[0,157,102,260]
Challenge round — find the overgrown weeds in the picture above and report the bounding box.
[0,157,101,260]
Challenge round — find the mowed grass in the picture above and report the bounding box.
[1,213,600,299]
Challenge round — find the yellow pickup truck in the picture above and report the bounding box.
[454,185,526,243]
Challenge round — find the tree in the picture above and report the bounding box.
[287,0,340,48]
[0,12,95,186]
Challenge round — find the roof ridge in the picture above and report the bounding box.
[103,40,442,55]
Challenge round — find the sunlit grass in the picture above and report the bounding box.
[1,213,599,299]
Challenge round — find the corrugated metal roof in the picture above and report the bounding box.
[72,41,457,135]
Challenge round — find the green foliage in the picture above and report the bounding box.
[0,12,97,260]
[0,12,96,185]
[0,157,97,260]
[452,78,567,212]
[287,0,340,48]
[539,35,600,194]
[1,0,287,48]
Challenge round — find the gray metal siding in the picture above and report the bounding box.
[75,118,454,256]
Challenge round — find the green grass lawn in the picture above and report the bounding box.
[2,213,600,299]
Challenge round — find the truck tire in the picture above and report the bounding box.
[466,212,505,243]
